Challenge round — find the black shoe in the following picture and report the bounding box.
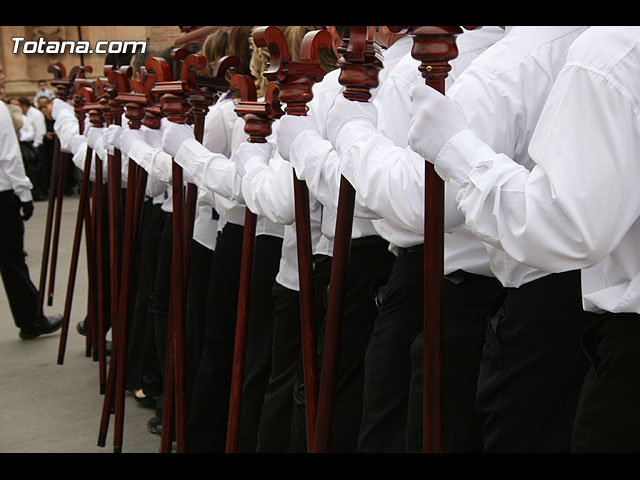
[76,318,86,336]
[20,314,63,340]
[147,415,162,436]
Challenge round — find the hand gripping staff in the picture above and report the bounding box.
[150,51,206,453]
[158,55,240,434]
[249,25,333,453]
[311,26,383,453]
[225,73,283,453]
[174,49,240,282]
[389,25,478,454]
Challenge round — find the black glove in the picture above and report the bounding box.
[21,200,34,221]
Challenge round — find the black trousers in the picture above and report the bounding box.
[186,222,244,452]
[184,238,214,412]
[144,211,172,399]
[237,234,283,452]
[358,249,424,452]
[572,311,640,452]
[289,236,396,452]
[0,191,40,331]
[126,201,165,393]
[475,269,598,452]
[256,281,303,452]
[289,254,333,452]
[405,271,504,452]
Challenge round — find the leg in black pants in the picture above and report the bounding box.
[358,249,424,452]
[127,201,165,394]
[289,254,332,452]
[187,222,244,452]
[256,282,302,452]
[475,270,598,452]
[238,234,283,452]
[146,212,172,420]
[572,312,640,452]
[316,236,395,452]
[0,191,40,332]
[184,239,214,414]
[405,271,504,452]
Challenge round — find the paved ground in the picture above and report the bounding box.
[0,194,161,453]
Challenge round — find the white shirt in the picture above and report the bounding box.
[432,26,640,314]
[436,25,589,286]
[174,94,284,239]
[332,27,505,274]
[25,106,46,148]
[0,101,33,201]
[18,113,35,143]
[239,119,324,291]
[33,88,55,105]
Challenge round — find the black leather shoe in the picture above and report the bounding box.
[76,318,86,336]
[147,415,162,436]
[20,314,63,340]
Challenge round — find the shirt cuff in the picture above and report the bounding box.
[434,128,499,194]
[17,189,33,202]
[175,137,210,182]
[289,129,332,181]
[333,118,377,155]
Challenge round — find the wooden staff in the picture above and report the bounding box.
[96,67,135,448]
[388,25,475,453]
[251,25,332,452]
[313,26,383,453]
[90,78,111,392]
[104,67,129,342]
[225,74,283,453]
[56,76,96,366]
[35,63,72,324]
[111,66,159,454]
[182,54,240,280]
[45,66,87,308]
[151,52,204,453]
[96,59,170,449]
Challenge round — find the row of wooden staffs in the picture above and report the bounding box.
[37,25,469,454]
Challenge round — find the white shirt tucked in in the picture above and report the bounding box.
[435,26,640,314]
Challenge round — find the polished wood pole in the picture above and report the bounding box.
[311,27,383,453]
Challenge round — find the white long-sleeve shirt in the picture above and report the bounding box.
[340,26,586,280]
[308,27,504,275]
[0,101,33,201]
[174,94,284,239]
[436,25,590,286]
[239,118,324,291]
[17,113,35,144]
[25,106,46,148]
[431,26,640,314]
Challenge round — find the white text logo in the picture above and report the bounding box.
[12,37,147,55]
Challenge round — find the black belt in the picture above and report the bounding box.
[396,244,424,256]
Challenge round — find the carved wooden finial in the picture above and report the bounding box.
[254,26,332,116]
[231,74,282,143]
[388,26,479,92]
[336,26,384,102]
